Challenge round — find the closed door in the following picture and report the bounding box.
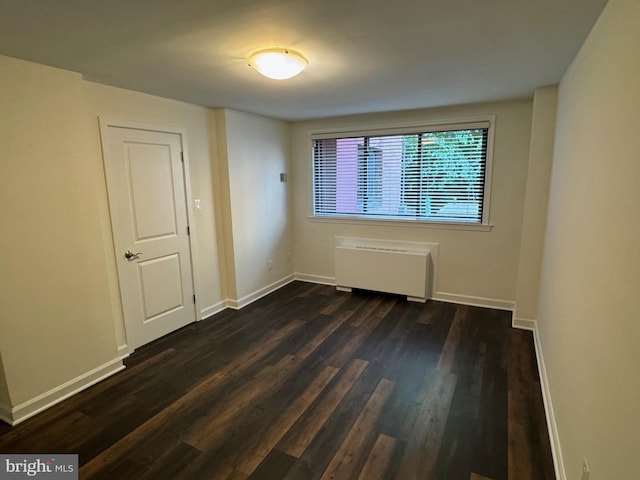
[102,125,195,349]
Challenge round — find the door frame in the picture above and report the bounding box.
[98,117,201,355]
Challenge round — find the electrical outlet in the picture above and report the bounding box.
[582,458,590,480]
[268,259,273,270]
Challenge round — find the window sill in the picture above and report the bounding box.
[306,215,494,232]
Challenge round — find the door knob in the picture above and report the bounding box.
[124,250,142,260]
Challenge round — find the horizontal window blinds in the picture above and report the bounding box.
[313,126,489,223]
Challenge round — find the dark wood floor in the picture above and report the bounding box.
[0,282,555,480]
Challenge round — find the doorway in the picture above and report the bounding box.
[100,120,196,350]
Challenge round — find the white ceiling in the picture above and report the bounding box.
[0,0,608,121]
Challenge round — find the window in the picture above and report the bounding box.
[312,120,491,225]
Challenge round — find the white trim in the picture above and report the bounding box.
[510,317,566,480]
[407,296,427,303]
[309,115,495,138]
[531,323,566,480]
[178,130,203,324]
[98,117,186,135]
[432,291,514,311]
[0,402,11,425]
[294,274,513,313]
[117,344,131,360]
[221,298,236,309]
[309,114,497,228]
[294,273,336,285]
[98,117,200,348]
[226,274,296,310]
[512,316,537,331]
[307,215,493,231]
[6,357,124,426]
[200,300,230,320]
[334,236,436,253]
[295,273,511,313]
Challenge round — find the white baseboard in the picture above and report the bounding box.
[6,357,125,426]
[117,344,131,360]
[200,300,229,320]
[512,316,537,331]
[294,273,336,286]
[511,317,566,480]
[227,274,296,310]
[294,277,513,312]
[531,323,566,480]
[432,291,515,311]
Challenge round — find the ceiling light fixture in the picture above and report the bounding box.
[248,48,308,80]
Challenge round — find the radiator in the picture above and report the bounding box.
[334,238,431,302]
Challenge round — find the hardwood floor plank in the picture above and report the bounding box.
[323,296,398,368]
[432,307,509,480]
[468,312,509,479]
[377,322,440,442]
[0,410,92,454]
[396,370,458,479]
[173,449,236,480]
[136,442,201,480]
[85,457,148,480]
[434,363,489,478]
[356,433,397,480]
[320,292,352,315]
[185,354,299,451]
[283,361,386,480]
[0,282,555,480]
[354,301,420,366]
[246,449,296,480]
[278,358,369,458]
[234,365,339,476]
[415,299,451,325]
[415,303,434,325]
[436,305,467,372]
[507,329,555,480]
[79,320,305,477]
[320,378,395,480]
[470,474,494,480]
[186,299,366,458]
[226,472,249,480]
[294,309,355,360]
[349,294,384,327]
[297,283,331,298]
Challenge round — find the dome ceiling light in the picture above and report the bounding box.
[248,48,308,80]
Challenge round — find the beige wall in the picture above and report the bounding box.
[538,0,640,478]
[217,109,293,303]
[515,85,558,322]
[291,99,533,304]
[0,55,223,414]
[0,56,121,406]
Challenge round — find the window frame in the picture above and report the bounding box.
[309,116,496,231]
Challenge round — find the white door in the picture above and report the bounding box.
[102,125,195,349]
